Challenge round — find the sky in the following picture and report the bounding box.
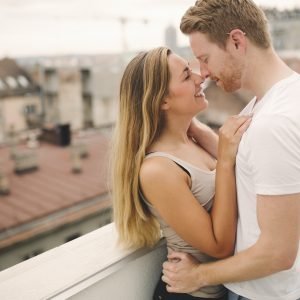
[0,0,299,58]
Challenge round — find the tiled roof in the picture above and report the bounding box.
[0,131,111,247]
[0,58,38,98]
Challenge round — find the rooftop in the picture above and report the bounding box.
[0,58,38,98]
[0,130,111,249]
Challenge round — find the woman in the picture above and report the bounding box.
[112,47,251,299]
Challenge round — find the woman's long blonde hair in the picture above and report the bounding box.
[112,47,171,249]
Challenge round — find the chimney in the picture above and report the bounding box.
[71,148,82,174]
[0,168,10,196]
[27,132,40,149]
[13,150,39,174]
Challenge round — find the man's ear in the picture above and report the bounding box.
[227,29,247,51]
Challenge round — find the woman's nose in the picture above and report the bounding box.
[191,72,204,85]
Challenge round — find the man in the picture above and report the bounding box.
[162,0,300,299]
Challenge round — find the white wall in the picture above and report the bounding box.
[58,70,83,130]
[0,223,167,300]
[2,95,41,133]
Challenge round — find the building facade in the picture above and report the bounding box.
[0,58,41,144]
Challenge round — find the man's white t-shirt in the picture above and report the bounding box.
[225,72,300,300]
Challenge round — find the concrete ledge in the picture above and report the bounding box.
[0,223,167,300]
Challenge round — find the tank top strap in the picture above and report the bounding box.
[145,151,193,175]
[145,151,186,163]
[141,152,191,206]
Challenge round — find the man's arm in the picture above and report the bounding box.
[162,193,300,293]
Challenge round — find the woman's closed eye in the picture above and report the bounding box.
[184,68,192,80]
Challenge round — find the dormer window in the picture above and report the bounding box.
[18,75,29,88]
[0,79,6,90]
[6,76,18,89]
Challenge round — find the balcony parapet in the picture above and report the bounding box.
[0,223,167,300]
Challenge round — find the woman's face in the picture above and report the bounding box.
[165,53,208,116]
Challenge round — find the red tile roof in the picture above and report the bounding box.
[0,131,111,244]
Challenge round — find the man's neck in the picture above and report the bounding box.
[242,47,294,101]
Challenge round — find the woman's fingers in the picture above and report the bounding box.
[235,117,252,138]
[217,115,252,163]
[221,115,252,136]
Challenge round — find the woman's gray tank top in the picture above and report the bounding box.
[141,152,226,298]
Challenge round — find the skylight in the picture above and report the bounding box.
[18,75,29,88]
[5,76,18,89]
[0,79,6,90]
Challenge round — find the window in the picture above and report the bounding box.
[0,79,6,90]
[18,75,29,88]
[5,76,18,89]
[24,104,37,115]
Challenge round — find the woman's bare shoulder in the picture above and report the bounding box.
[140,156,176,182]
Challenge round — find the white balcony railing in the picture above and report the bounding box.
[0,223,167,300]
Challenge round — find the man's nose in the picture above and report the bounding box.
[199,63,210,79]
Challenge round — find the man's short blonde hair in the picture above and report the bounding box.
[180,0,271,49]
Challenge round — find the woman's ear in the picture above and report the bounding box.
[161,97,170,110]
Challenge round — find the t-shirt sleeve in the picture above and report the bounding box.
[248,115,300,195]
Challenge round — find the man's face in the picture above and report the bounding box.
[189,31,244,93]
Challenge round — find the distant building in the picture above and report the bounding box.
[0,58,41,144]
[0,131,112,270]
[264,8,300,50]
[39,65,83,130]
[80,58,120,129]
[35,55,120,132]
